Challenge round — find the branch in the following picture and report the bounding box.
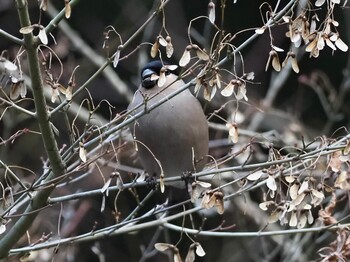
[163,222,349,237]
[0,29,23,45]
[0,0,67,257]
[46,3,134,101]
[44,0,81,34]
[49,0,171,115]
[43,133,349,205]
[8,204,202,255]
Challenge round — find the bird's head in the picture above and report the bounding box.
[141,60,179,89]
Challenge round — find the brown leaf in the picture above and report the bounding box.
[185,244,195,262]
[318,192,337,226]
[191,181,211,203]
[330,151,342,172]
[203,84,216,101]
[179,46,192,67]
[165,36,174,58]
[150,40,159,58]
[202,191,224,214]
[335,171,350,190]
[157,68,166,87]
[221,80,235,97]
[65,0,71,18]
[155,243,172,252]
[271,52,281,72]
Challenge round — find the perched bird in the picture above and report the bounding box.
[127,60,209,195]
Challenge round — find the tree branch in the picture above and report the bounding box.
[0,29,23,45]
[0,0,67,257]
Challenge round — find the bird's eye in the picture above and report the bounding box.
[142,68,155,80]
[141,69,157,89]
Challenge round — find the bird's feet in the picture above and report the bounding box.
[145,174,157,190]
[181,171,194,185]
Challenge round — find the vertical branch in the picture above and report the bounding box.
[0,0,66,257]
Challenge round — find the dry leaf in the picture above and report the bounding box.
[179,45,192,67]
[289,183,299,200]
[343,140,350,155]
[101,177,112,196]
[236,81,248,101]
[1,59,17,72]
[247,171,263,181]
[65,0,71,18]
[65,85,73,101]
[255,27,266,34]
[155,243,181,262]
[334,171,350,190]
[155,243,172,252]
[266,175,277,191]
[166,36,174,58]
[271,52,281,72]
[298,180,309,194]
[272,45,284,52]
[221,80,235,97]
[329,151,342,172]
[165,64,178,71]
[297,213,307,228]
[40,0,48,11]
[203,84,215,101]
[245,72,255,80]
[290,56,299,73]
[193,44,209,61]
[202,191,224,214]
[289,211,298,227]
[208,2,215,24]
[318,192,337,226]
[268,209,280,223]
[185,244,195,262]
[226,122,238,143]
[113,49,120,68]
[290,192,306,207]
[51,87,60,103]
[50,121,60,136]
[191,181,211,203]
[194,78,202,94]
[158,35,167,47]
[0,224,6,235]
[285,175,295,183]
[160,173,165,193]
[38,28,48,45]
[79,142,87,163]
[195,243,205,257]
[315,0,326,6]
[158,68,166,87]
[335,37,348,52]
[10,81,26,100]
[150,40,159,58]
[259,201,275,211]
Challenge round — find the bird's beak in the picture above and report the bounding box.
[141,69,157,89]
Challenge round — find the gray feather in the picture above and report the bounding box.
[128,73,209,188]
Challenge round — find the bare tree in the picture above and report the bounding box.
[0,0,350,261]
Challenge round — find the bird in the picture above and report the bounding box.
[127,60,209,198]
